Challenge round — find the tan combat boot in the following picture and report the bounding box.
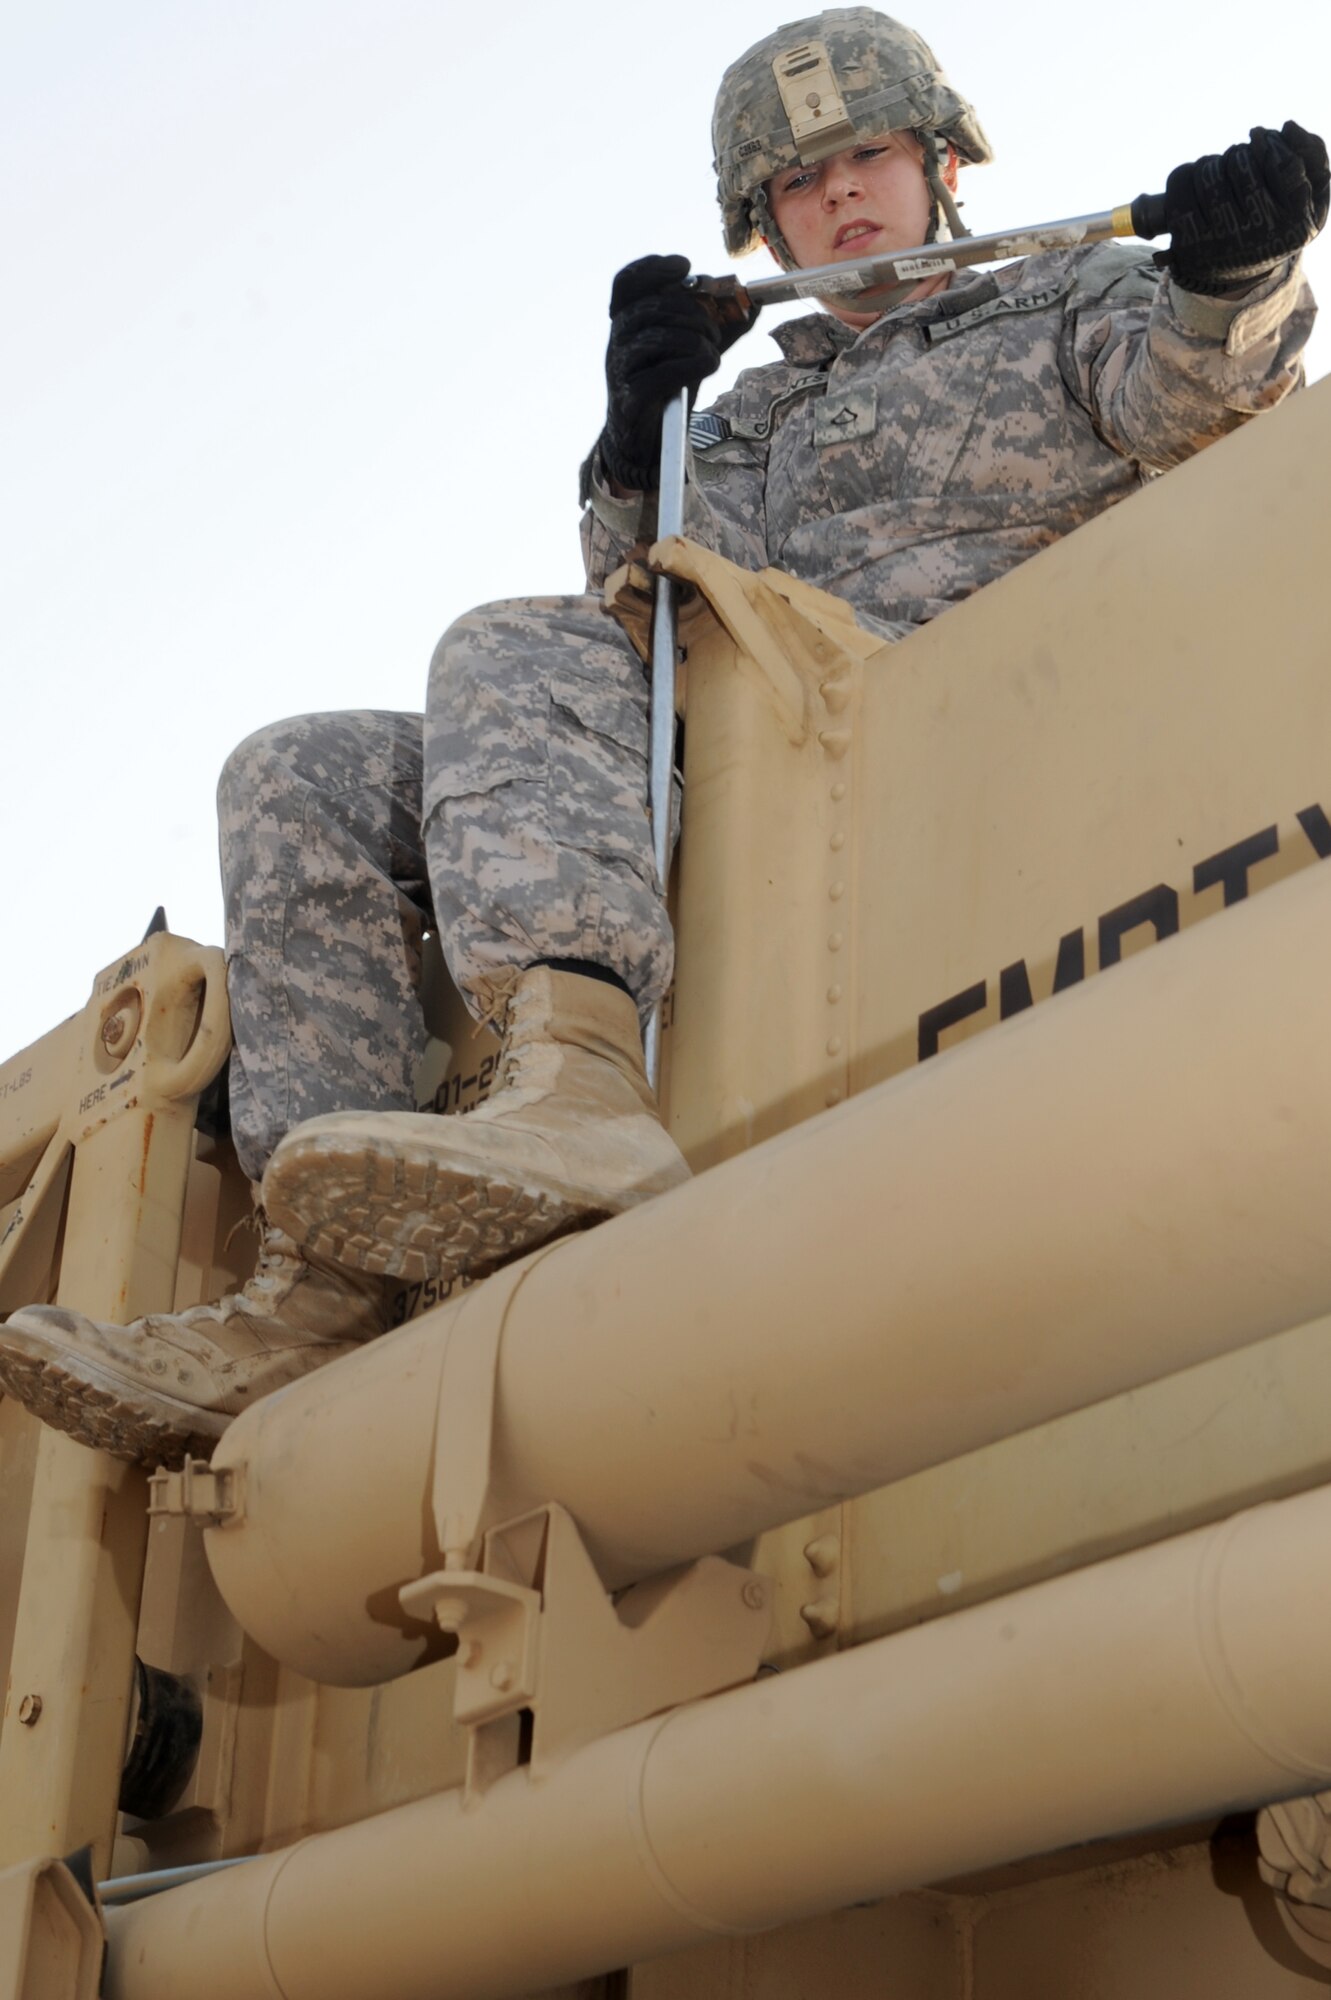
[263,964,690,1284]
[0,1224,390,1466]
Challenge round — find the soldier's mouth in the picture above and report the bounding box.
[832,220,881,251]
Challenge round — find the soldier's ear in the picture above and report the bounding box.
[945,143,959,193]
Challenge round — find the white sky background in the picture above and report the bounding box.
[4,0,1329,1061]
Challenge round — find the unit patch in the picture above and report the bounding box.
[814,383,878,447]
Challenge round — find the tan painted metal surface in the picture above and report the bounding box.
[104,1480,1331,1997]
[668,377,1331,1163]
[5,377,1331,1996]
[0,935,229,1878]
[632,1836,1331,2000]
[199,855,1331,1684]
[0,1854,105,2000]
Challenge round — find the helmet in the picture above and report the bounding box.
[713,8,992,259]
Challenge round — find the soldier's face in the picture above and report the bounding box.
[766,130,948,327]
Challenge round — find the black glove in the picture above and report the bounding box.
[1148,121,1328,296]
[600,254,755,492]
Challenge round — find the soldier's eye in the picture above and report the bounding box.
[854,147,888,162]
[782,169,816,193]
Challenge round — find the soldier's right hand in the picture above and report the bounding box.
[600,255,750,493]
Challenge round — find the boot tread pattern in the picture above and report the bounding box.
[0,1340,224,1466]
[269,1140,611,1285]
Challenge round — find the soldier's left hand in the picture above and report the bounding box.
[1154,122,1328,295]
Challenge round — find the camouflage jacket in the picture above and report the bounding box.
[581,243,1314,638]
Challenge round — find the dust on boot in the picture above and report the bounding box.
[262,964,691,1285]
[0,1222,392,1465]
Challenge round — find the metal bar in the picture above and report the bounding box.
[99,1857,252,1906]
[694,202,1143,312]
[643,386,690,1092]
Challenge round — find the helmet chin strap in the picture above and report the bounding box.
[920,130,969,242]
[751,183,799,272]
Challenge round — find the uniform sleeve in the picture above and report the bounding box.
[579,441,656,593]
[579,372,774,592]
[1058,242,1316,472]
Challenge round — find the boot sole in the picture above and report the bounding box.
[0,1325,227,1467]
[265,1132,613,1284]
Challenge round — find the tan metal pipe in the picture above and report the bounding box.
[206,862,1331,1685]
[107,1480,1331,1999]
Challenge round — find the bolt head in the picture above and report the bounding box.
[489,1661,515,1693]
[742,1580,767,1611]
[17,1694,41,1726]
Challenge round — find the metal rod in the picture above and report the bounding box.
[98,1855,253,1905]
[643,386,690,1092]
[693,202,1146,312]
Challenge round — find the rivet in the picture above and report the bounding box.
[17,1694,41,1727]
[800,1599,838,1641]
[828,932,843,952]
[806,89,821,108]
[741,1579,767,1611]
[827,983,843,1003]
[804,1535,840,1578]
[825,1088,843,1107]
[826,1036,843,1057]
[829,830,846,851]
[828,882,845,902]
[489,1661,515,1693]
[830,782,847,801]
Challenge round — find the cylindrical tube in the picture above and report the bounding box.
[107,1480,1331,2000]
[206,863,1331,1684]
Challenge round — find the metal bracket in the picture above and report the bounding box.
[402,1501,772,1797]
[406,1237,772,1794]
[0,1853,105,1999]
[147,1459,242,1529]
[0,931,230,1315]
[772,37,856,164]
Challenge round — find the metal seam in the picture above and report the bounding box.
[1195,1505,1331,1784]
[625,1711,762,1940]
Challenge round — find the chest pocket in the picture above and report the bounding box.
[813,384,878,449]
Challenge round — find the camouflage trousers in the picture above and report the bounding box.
[219,596,673,1181]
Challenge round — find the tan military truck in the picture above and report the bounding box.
[4,368,1331,1999]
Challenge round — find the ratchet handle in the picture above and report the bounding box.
[688,271,759,330]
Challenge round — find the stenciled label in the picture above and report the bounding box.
[893,255,956,279]
[916,802,1331,1063]
[792,272,866,297]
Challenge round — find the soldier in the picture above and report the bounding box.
[0,9,1323,1462]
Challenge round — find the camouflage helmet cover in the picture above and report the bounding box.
[714,8,993,257]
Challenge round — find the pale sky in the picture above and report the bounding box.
[5,0,1329,1064]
